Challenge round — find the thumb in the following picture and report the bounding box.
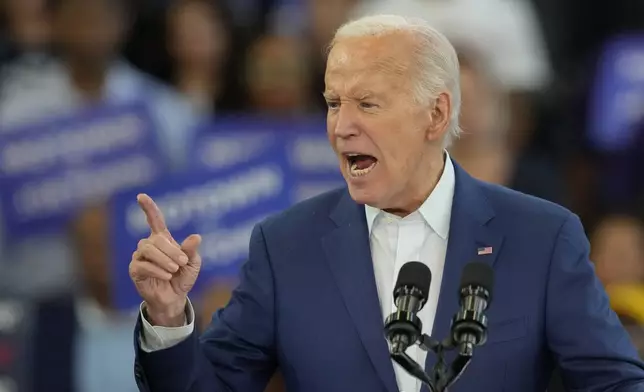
[181,234,202,260]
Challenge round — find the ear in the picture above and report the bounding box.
[426,91,452,143]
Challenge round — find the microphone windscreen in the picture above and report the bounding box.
[460,262,495,300]
[394,261,432,301]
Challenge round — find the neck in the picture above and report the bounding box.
[66,57,110,101]
[88,286,112,311]
[175,66,219,107]
[176,63,219,90]
[384,150,445,217]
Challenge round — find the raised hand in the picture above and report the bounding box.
[129,193,202,326]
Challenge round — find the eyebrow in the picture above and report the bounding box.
[322,92,337,100]
[322,90,377,100]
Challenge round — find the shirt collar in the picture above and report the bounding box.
[365,151,455,239]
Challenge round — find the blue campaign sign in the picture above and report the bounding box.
[108,151,294,311]
[282,118,345,202]
[192,116,345,203]
[0,103,165,239]
[589,35,644,151]
[191,117,286,172]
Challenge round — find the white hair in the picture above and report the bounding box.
[329,14,462,148]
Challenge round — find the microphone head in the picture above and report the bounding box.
[394,261,432,303]
[460,262,495,302]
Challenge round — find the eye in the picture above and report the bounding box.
[359,102,377,109]
[326,100,340,110]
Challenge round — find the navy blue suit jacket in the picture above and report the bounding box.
[134,163,644,392]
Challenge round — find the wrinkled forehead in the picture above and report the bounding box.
[325,34,416,95]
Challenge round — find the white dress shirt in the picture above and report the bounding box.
[367,156,455,392]
[140,155,456,392]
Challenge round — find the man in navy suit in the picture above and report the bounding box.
[129,14,644,392]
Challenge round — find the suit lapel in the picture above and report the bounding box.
[422,163,505,391]
[322,192,399,392]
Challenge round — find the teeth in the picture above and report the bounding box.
[349,161,377,177]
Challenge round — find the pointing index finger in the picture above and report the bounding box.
[137,193,169,235]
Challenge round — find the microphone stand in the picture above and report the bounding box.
[417,334,473,392]
[389,334,473,392]
[391,350,436,392]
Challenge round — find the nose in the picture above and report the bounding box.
[333,105,360,139]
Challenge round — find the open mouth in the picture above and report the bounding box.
[345,153,378,177]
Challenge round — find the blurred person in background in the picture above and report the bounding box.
[592,214,644,289]
[245,34,314,115]
[31,204,138,392]
[166,0,236,115]
[303,0,361,110]
[447,49,510,183]
[308,0,360,56]
[591,214,644,352]
[0,0,50,63]
[126,0,268,113]
[0,0,200,169]
[0,0,200,301]
[448,49,566,204]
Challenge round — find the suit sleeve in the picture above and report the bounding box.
[134,223,277,392]
[546,213,644,391]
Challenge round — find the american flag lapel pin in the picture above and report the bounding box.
[477,246,493,256]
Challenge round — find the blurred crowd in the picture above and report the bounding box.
[1,0,644,391]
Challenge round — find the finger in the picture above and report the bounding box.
[181,234,202,260]
[137,239,180,273]
[149,234,189,267]
[137,194,168,235]
[130,260,173,281]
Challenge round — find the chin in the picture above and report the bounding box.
[346,182,384,207]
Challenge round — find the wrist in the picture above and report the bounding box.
[145,299,188,327]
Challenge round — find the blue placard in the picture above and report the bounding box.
[191,117,285,171]
[109,150,294,311]
[192,116,345,203]
[283,119,345,202]
[589,35,644,151]
[0,103,165,239]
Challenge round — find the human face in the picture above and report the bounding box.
[592,216,644,286]
[456,55,501,148]
[52,0,124,63]
[169,1,228,68]
[324,33,450,213]
[247,36,309,113]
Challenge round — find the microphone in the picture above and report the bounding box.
[384,262,436,390]
[384,261,432,355]
[383,261,494,392]
[450,262,495,356]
